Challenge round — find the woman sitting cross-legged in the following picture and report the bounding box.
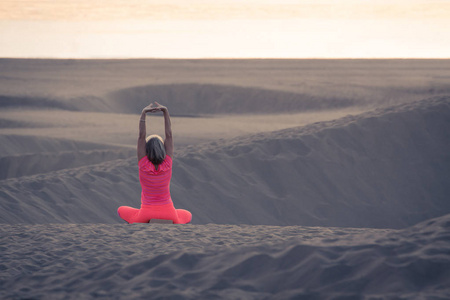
[117,102,192,224]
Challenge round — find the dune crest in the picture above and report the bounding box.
[108,83,357,115]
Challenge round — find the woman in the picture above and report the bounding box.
[117,102,192,224]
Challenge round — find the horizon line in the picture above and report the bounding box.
[1,57,449,60]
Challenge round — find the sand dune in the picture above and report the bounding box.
[0,134,122,156]
[0,135,134,179]
[1,59,449,104]
[170,96,450,228]
[0,107,366,150]
[172,97,450,228]
[0,84,357,115]
[108,83,357,115]
[0,149,134,180]
[1,96,448,228]
[1,213,448,299]
[0,95,74,111]
[2,60,450,121]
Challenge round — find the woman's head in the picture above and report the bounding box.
[146,135,166,165]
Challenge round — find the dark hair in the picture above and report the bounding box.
[146,136,166,166]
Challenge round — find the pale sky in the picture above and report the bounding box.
[0,0,449,58]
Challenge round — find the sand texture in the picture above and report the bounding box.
[1,214,449,299]
[1,59,450,298]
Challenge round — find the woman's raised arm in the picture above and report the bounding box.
[137,103,157,161]
[154,102,173,158]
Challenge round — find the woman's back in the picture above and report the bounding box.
[139,155,173,205]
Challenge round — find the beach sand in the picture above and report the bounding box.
[1,59,449,299]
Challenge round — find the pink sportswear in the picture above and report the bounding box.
[139,155,173,205]
[117,155,192,224]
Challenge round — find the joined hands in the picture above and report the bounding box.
[142,102,167,114]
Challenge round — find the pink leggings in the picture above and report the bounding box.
[117,202,192,224]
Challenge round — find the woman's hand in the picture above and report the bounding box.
[142,103,154,113]
[142,103,159,114]
[152,102,168,113]
[142,102,167,114]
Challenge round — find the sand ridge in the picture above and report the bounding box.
[171,96,450,228]
[0,135,134,179]
[108,83,358,115]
